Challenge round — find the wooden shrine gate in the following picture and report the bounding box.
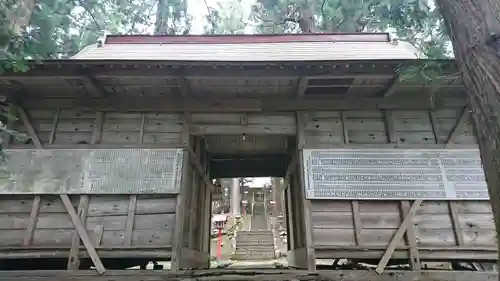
[0,33,497,280]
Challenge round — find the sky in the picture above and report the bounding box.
[188,0,254,34]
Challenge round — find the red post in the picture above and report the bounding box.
[216,227,223,259]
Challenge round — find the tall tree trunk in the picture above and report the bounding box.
[9,0,37,34]
[435,0,500,269]
[154,0,168,34]
[298,4,317,33]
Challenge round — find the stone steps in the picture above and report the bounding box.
[233,230,275,261]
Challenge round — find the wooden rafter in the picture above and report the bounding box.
[445,107,470,146]
[376,199,423,274]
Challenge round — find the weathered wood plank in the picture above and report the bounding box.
[0,269,494,281]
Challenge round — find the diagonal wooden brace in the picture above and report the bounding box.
[60,194,106,275]
[375,199,423,274]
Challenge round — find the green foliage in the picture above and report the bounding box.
[248,0,451,59]
[396,61,448,83]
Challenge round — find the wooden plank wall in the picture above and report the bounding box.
[10,109,183,148]
[1,107,189,270]
[0,195,176,259]
[302,108,497,264]
[311,200,496,261]
[303,108,476,147]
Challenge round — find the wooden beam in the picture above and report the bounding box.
[448,201,465,246]
[125,195,137,246]
[91,112,104,144]
[60,194,106,275]
[340,111,349,144]
[445,107,470,146]
[282,156,297,191]
[67,195,89,270]
[383,110,396,144]
[80,75,109,97]
[296,77,308,97]
[375,199,423,274]
[351,201,363,246]
[0,269,494,281]
[428,110,439,144]
[139,113,146,144]
[2,63,402,78]
[23,195,41,246]
[20,96,466,112]
[171,128,191,270]
[186,144,216,192]
[400,201,420,271]
[16,105,42,148]
[48,108,60,145]
[381,75,399,98]
[178,77,191,97]
[296,112,316,271]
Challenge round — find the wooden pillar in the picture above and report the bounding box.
[287,112,316,271]
[200,139,212,258]
[171,117,191,271]
[284,187,294,251]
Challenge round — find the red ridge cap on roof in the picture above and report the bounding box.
[105,33,391,44]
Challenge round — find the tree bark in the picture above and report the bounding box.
[8,0,37,34]
[435,0,500,270]
[154,0,168,35]
[298,4,317,33]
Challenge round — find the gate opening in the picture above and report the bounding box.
[205,134,293,267]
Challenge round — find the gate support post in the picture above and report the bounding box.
[171,116,191,271]
[287,112,316,271]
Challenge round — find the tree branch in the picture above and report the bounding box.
[75,0,102,30]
